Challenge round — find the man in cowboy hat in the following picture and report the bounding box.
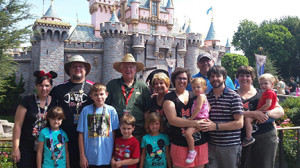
[106,53,151,142]
[50,55,94,168]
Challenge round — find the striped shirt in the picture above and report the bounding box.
[207,87,243,146]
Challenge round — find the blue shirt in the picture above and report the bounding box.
[186,72,235,93]
[77,104,119,166]
[39,128,69,168]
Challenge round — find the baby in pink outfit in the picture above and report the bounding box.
[185,77,210,164]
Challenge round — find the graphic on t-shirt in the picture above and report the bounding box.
[63,91,88,107]
[46,134,64,159]
[115,144,131,160]
[87,113,110,137]
[181,108,190,135]
[146,139,165,166]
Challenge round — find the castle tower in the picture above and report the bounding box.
[100,10,128,84]
[130,0,140,26]
[225,38,231,53]
[165,0,174,30]
[185,32,202,75]
[89,0,118,37]
[31,0,71,91]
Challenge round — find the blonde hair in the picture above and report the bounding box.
[259,73,276,84]
[145,112,164,133]
[119,114,136,127]
[90,82,107,94]
[191,77,207,92]
[151,72,170,88]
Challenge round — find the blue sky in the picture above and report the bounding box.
[22,0,300,53]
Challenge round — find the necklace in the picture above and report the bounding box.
[92,104,106,137]
[71,80,85,114]
[49,128,64,168]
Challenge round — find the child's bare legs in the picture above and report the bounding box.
[243,117,256,146]
[245,117,254,139]
[186,127,197,151]
[185,127,198,163]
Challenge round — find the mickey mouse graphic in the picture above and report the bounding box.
[146,139,165,162]
[46,134,64,158]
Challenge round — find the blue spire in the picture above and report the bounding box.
[166,0,173,8]
[226,38,230,48]
[42,2,60,19]
[185,22,191,35]
[109,10,119,24]
[205,20,218,41]
[182,22,186,31]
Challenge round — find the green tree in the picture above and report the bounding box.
[221,53,249,80]
[0,0,32,96]
[232,20,259,66]
[0,74,25,115]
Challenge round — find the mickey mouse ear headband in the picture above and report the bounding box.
[34,70,58,79]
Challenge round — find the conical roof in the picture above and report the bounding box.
[225,38,230,47]
[166,0,173,8]
[205,21,219,41]
[185,24,191,35]
[109,10,119,24]
[42,3,60,20]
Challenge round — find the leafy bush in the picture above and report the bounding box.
[0,141,14,168]
[280,97,300,126]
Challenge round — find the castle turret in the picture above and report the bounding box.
[100,11,128,84]
[185,32,202,75]
[31,1,71,91]
[166,0,174,30]
[225,38,231,53]
[185,20,191,35]
[204,20,220,46]
[130,0,140,25]
[89,0,118,37]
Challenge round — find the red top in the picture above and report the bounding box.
[113,136,140,168]
[257,89,277,110]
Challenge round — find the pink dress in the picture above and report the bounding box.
[191,94,210,120]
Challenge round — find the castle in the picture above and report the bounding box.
[13,0,231,94]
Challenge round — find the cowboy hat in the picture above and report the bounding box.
[64,55,91,76]
[113,53,144,73]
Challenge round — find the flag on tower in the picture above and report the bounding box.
[207,7,213,15]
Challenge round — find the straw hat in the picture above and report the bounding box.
[64,55,91,76]
[113,53,144,73]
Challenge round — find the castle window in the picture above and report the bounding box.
[152,2,157,16]
[151,25,156,34]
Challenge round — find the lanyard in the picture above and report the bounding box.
[121,85,134,106]
[71,80,85,114]
[33,95,49,138]
[49,128,64,168]
[93,104,106,137]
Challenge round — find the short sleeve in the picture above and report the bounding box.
[19,95,32,110]
[263,90,274,100]
[77,107,86,133]
[38,129,46,142]
[131,138,140,159]
[110,106,119,130]
[163,134,170,146]
[231,92,244,115]
[141,135,146,148]
[63,130,69,142]
[225,76,236,90]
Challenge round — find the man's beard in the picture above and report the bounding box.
[212,81,225,88]
[72,74,83,81]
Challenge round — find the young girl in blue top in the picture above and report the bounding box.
[37,106,70,168]
[140,112,172,168]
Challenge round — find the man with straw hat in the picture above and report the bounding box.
[106,53,151,142]
[50,55,94,168]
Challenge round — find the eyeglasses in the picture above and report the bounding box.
[176,77,188,81]
[71,65,85,69]
[199,58,211,64]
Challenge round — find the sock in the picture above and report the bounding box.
[189,150,195,153]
